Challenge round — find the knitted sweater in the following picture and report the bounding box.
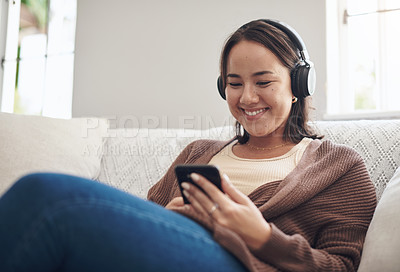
[147,139,377,272]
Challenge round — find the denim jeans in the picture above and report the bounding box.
[0,173,246,272]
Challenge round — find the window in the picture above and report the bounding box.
[0,0,77,118]
[326,0,400,118]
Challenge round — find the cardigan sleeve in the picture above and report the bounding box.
[252,153,377,272]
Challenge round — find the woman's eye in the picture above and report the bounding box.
[257,81,271,87]
[228,82,242,87]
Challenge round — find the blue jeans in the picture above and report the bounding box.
[0,173,246,272]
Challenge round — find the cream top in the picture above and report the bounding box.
[208,137,313,195]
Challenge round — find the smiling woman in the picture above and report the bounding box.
[0,19,376,272]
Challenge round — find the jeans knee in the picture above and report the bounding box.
[15,172,56,190]
[12,173,73,202]
[0,173,70,218]
[17,172,52,184]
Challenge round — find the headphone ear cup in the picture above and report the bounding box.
[217,76,226,100]
[291,62,315,98]
[306,63,316,96]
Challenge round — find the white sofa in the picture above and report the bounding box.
[1,112,399,271]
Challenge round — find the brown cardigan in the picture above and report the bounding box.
[147,139,377,272]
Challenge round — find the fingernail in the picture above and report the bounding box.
[190,173,200,182]
[181,182,190,190]
[223,173,231,183]
[183,189,190,198]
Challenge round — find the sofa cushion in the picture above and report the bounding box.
[358,166,400,272]
[0,113,107,197]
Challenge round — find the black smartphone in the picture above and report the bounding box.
[174,164,222,204]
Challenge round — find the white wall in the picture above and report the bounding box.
[72,0,326,129]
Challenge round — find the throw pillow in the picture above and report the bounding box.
[358,166,400,271]
[0,113,108,197]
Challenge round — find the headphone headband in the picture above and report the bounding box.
[260,19,310,61]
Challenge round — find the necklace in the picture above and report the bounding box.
[246,141,289,151]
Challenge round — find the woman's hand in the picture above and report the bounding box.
[181,173,271,251]
[165,197,185,210]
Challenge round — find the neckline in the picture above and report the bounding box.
[227,137,311,161]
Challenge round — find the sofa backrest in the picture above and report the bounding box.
[315,120,400,201]
[0,112,398,200]
[97,120,400,201]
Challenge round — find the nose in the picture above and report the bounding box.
[239,84,259,105]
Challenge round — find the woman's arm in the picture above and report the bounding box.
[253,158,376,271]
[181,151,376,271]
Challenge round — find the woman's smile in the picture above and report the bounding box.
[241,107,270,120]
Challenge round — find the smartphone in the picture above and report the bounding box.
[175,164,222,204]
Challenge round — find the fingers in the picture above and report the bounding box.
[182,172,272,250]
[221,174,250,205]
[181,182,215,217]
[182,172,253,220]
[184,173,232,218]
[189,173,226,204]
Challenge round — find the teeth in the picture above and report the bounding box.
[244,108,266,116]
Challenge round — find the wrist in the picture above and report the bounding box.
[248,222,272,251]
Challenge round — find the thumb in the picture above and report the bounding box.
[221,174,250,205]
[166,197,185,209]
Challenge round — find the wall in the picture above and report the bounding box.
[72,0,326,129]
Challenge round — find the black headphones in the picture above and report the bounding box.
[217,19,316,100]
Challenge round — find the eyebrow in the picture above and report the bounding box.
[226,70,275,78]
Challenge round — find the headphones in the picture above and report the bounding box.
[217,19,316,100]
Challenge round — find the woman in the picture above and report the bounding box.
[0,19,376,272]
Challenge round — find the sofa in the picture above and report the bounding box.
[1,112,399,271]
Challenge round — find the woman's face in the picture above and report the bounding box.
[225,40,294,140]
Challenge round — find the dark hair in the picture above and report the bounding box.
[220,19,322,144]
